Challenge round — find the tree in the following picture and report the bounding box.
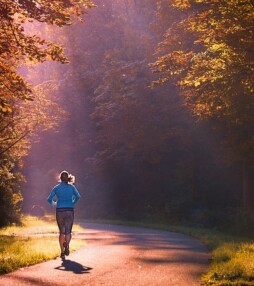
[21,0,242,225]
[0,0,95,225]
[0,0,95,111]
[152,0,254,211]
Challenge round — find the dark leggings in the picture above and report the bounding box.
[56,208,74,235]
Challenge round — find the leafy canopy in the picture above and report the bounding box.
[0,0,95,112]
[0,0,95,226]
[152,0,254,163]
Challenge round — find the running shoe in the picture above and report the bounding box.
[65,244,70,256]
[63,242,70,256]
[60,252,65,259]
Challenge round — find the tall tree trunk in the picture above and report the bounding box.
[242,161,251,212]
[191,163,198,200]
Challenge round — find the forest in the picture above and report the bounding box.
[0,0,254,235]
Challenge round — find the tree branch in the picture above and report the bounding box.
[0,129,30,156]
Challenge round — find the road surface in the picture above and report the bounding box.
[0,223,210,286]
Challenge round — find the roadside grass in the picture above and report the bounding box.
[0,215,86,274]
[202,242,254,286]
[0,215,84,236]
[81,219,254,286]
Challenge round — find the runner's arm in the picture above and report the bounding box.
[47,189,57,206]
[72,186,81,205]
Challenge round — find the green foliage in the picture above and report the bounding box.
[0,167,23,227]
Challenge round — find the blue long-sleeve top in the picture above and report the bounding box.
[47,182,81,209]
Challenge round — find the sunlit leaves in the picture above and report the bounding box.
[151,51,194,84]
[172,0,191,10]
[0,0,95,153]
[0,0,95,226]
[153,0,254,164]
[0,0,95,113]
[14,0,96,26]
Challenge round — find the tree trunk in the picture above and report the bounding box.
[191,165,198,200]
[242,161,251,212]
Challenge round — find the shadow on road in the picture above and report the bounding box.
[55,259,92,274]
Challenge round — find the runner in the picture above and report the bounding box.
[47,171,81,259]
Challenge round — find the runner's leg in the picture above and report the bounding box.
[65,233,72,245]
[56,210,66,257]
[64,210,74,255]
[59,234,65,253]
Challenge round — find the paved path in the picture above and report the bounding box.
[0,223,210,286]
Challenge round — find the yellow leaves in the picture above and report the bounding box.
[0,52,8,59]
[194,103,212,117]
[209,43,227,52]
[0,105,12,113]
[172,0,191,10]
[193,100,224,118]
[12,193,23,205]
[152,50,194,85]
[194,81,201,87]
[181,78,201,87]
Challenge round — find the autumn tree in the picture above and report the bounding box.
[19,0,220,222]
[20,0,243,226]
[0,0,95,226]
[152,0,254,211]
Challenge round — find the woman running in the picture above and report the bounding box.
[47,170,81,259]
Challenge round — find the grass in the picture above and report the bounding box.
[202,242,254,286]
[0,215,86,274]
[81,218,254,286]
